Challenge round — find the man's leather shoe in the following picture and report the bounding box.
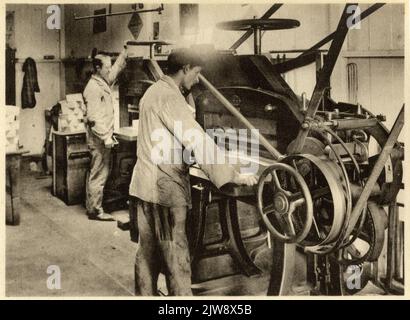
[88,212,116,221]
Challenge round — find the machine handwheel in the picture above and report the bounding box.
[257,163,313,243]
[216,19,300,31]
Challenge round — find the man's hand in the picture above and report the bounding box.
[232,171,259,186]
[123,40,133,52]
[121,41,130,58]
[104,136,115,149]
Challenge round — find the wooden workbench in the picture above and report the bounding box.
[6,148,29,225]
[114,126,138,142]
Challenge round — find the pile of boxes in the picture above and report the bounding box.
[5,105,20,153]
[58,93,86,133]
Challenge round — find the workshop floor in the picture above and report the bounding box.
[6,162,385,297]
[6,164,138,297]
[6,162,271,297]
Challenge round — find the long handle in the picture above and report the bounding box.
[68,151,91,160]
[199,74,282,160]
[289,4,354,154]
[345,105,405,238]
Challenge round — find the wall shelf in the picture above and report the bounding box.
[342,50,404,58]
[16,58,62,63]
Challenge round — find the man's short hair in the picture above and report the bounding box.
[167,48,204,75]
[92,54,110,72]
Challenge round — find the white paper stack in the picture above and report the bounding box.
[5,105,20,152]
[58,94,86,132]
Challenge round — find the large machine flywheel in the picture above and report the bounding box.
[257,152,387,266]
[257,154,348,247]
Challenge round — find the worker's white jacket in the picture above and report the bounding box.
[83,51,126,144]
[129,75,236,208]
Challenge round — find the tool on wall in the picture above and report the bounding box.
[73,3,164,21]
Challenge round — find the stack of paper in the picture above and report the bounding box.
[58,94,86,132]
[5,105,20,152]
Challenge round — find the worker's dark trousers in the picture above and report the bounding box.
[85,142,111,214]
[133,199,193,296]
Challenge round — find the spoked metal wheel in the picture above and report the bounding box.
[257,163,313,243]
[337,201,387,265]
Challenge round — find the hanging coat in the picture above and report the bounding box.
[21,57,40,109]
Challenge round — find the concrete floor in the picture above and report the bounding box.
[6,166,138,297]
[6,164,268,297]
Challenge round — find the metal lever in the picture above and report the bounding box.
[68,151,90,160]
[345,105,405,238]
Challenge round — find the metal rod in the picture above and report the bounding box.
[350,183,380,201]
[198,74,283,160]
[74,5,164,20]
[273,4,384,73]
[345,105,404,238]
[254,27,262,55]
[332,118,378,130]
[269,49,329,54]
[273,51,318,73]
[395,220,404,281]
[386,202,398,289]
[126,40,172,46]
[149,46,154,59]
[145,60,164,81]
[298,3,385,58]
[289,4,354,154]
[230,4,283,50]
